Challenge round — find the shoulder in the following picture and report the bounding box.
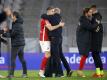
[94,12,101,16]
[41,14,48,19]
[41,19,46,22]
[54,13,61,18]
[40,19,47,26]
[97,11,101,15]
[79,15,86,21]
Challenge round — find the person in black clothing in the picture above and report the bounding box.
[41,7,63,77]
[39,7,64,78]
[3,12,27,78]
[76,8,100,77]
[90,5,104,77]
[52,8,73,77]
[42,7,72,77]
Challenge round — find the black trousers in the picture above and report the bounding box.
[59,38,71,72]
[9,46,27,75]
[51,37,63,76]
[45,37,63,77]
[92,51,103,70]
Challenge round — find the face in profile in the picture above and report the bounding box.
[87,9,93,17]
[47,9,55,15]
[90,8,96,14]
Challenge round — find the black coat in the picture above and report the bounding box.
[48,14,62,38]
[42,14,63,76]
[3,16,25,47]
[41,13,62,38]
[41,13,61,26]
[91,12,103,52]
[76,15,99,56]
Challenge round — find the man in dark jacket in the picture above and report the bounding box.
[40,7,64,77]
[3,12,27,78]
[90,5,104,78]
[76,8,100,77]
[43,7,73,77]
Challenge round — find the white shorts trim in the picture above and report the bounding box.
[39,41,50,52]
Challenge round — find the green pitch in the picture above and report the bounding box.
[0,70,107,80]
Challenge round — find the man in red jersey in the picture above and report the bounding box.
[39,7,64,77]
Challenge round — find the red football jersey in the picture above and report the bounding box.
[40,19,49,41]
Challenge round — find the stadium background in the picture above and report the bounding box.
[0,0,107,53]
[0,0,107,77]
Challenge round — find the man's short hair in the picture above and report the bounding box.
[83,8,90,15]
[13,12,20,18]
[54,8,61,14]
[90,5,97,8]
[46,6,54,11]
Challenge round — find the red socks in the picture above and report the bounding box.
[40,55,87,70]
[79,55,87,70]
[40,57,48,70]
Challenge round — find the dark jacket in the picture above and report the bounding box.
[41,13,62,38]
[41,13,61,25]
[42,14,63,77]
[3,16,25,47]
[91,12,103,52]
[76,15,99,56]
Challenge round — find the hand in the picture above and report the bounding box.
[59,22,65,27]
[45,23,51,27]
[45,20,51,27]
